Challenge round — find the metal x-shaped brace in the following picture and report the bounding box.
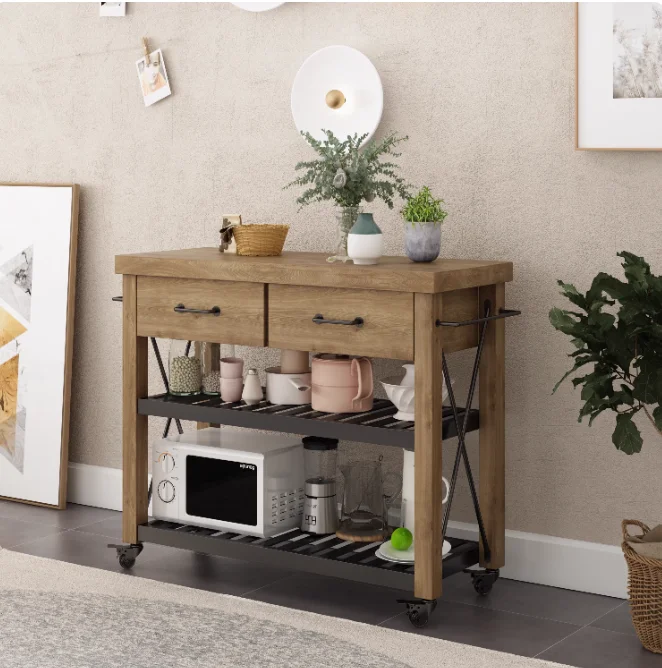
[437,302,520,562]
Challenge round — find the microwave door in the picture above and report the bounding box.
[185,455,258,527]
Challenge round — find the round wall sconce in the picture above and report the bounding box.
[231,2,284,11]
[291,45,383,143]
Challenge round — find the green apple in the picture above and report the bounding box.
[391,527,413,551]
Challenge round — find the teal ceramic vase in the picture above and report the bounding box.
[347,213,384,265]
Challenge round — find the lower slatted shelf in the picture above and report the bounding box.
[138,520,480,591]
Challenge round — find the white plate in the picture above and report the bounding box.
[376,540,451,563]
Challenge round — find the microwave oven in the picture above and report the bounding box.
[152,427,305,538]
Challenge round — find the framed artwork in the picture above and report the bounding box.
[0,184,79,508]
[577,2,662,150]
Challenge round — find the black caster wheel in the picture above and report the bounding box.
[108,543,143,570]
[118,554,135,570]
[469,569,499,596]
[398,599,437,629]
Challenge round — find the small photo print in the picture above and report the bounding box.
[100,2,126,17]
[136,49,172,107]
[613,2,662,98]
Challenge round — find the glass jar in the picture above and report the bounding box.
[168,340,201,396]
[328,206,362,263]
[201,342,221,396]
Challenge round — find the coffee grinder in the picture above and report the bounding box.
[301,436,338,534]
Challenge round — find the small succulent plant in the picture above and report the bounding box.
[401,186,448,226]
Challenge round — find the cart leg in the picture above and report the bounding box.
[122,274,148,545]
[478,283,506,569]
[414,293,444,601]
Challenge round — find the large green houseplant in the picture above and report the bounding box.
[550,251,662,454]
[285,130,410,261]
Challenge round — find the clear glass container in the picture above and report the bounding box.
[168,340,201,396]
[201,342,221,396]
[303,436,338,483]
[327,206,362,263]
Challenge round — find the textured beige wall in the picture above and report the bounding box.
[1,2,661,546]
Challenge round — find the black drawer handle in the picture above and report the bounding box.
[312,313,364,327]
[174,304,221,316]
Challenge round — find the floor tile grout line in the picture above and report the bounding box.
[433,596,583,628]
[531,600,629,659]
[5,528,72,551]
[533,625,587,659]
[0,513,70,530]
[239,573,297,598]
[68,514,120,532]
[71,526,122,540]
[584,600,628,627]
[377,610,407,627]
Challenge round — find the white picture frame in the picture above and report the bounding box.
[99,2,126,17]
[0,184,79,509]
[136,48,172,108]
[577,2,662,150]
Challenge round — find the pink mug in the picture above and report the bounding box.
[221,357,244,379]
[221,377,243,402]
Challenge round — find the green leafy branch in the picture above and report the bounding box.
[284,130,411,209]
[550,251,662,454]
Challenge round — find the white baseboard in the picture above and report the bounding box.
[448,520,627,599]
[67,463,152,514]
[67,463,627,599]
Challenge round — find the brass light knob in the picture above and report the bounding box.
[325,89,346,109]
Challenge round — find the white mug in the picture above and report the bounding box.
[401,449,449,533]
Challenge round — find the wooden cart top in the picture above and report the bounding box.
[115,248,513,294]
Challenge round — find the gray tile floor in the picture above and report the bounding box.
[1,503,659,667]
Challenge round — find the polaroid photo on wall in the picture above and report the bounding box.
[100,2,126,17]
[136,49,172,107]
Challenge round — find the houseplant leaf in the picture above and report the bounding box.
[612,413,643,455]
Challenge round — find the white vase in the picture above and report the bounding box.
[242,368,263,405]
[347,213,383,265]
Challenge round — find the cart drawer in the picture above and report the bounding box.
[137,277,265,345]
[268,285,413,359]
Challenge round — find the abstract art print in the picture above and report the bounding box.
[0,185,78,508]
[577,3,662,149]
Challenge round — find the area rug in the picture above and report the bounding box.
[0,549,564,668]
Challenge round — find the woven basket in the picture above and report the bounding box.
[622,520,662,654]
[233,224,289,257]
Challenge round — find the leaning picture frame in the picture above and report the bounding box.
[0,183,79,509]
[577,2,662,150]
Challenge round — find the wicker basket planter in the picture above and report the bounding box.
[233,224,289,257]
[622,520,662,654]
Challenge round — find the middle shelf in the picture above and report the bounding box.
[138,394,480,449]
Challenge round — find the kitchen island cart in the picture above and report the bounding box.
[113,249,516,628]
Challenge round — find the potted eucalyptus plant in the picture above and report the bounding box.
[401,186,448,262]
[285,130,410,262]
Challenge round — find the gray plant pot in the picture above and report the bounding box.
[405,223,441,262]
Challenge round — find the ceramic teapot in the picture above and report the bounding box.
[311,354,373,413]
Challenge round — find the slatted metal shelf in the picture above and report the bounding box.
[139,520,479,591]
[138,394,479,449]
